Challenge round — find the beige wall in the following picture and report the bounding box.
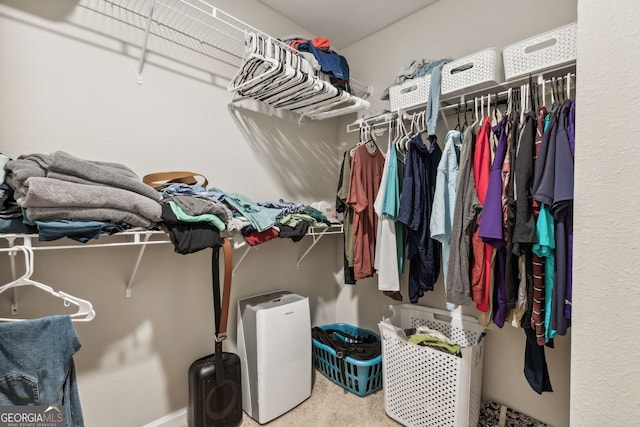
[0,1,342,426]
[572,0,640,425]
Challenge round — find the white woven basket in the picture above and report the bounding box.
[379,305,485,427]
[389,74,431,111]
[441,48,504,96]
[503,22,577,81]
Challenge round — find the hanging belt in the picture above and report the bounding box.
[212,238,233,386]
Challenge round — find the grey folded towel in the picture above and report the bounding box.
[21,177,162,222]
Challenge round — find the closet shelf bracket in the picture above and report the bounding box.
[136,0,156,84]
[125,231,152,298]
[2,236,20,315]
[232,245,253,275]
[1,231,172,299]
[296,225,343,270]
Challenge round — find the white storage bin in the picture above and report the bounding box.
[378,305,485,427]
[389,74,431,111]
[441,48,504,96]
[503,22,577,81]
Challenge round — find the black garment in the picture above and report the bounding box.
[336,151,348,214]
[512,111,538,252]
[505,114,520,310]
[161,203,222,254]
[523,327,553,394]
[278,221,310,242]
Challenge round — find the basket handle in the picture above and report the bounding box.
[399,83,419,94]
[523,37,558,55]
[386,304,480,326]
[447,62,475,75]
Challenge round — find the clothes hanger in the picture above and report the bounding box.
[241,43,296,98]
[395,114,408,156]
[229,34,284,93]
[364,123,378,154]
[253,43,321,103]
[455,101,462,131]
[0,246,96,322]
[306,97,371,120]
[351,123,367,156]
[275,79,342,111]
[493,91,502,123]
[258,52,316,104]
[302,94,368,120]
[462,99,469,132]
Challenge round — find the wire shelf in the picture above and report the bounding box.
[100,0,371,100]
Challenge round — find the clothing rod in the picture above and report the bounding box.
[347,71,576,133]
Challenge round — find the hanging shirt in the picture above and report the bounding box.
[511,111,538,250]
[502,115,520,316]
[530,106,549,345]
[446,124,481,307]
[533,204,556,342]
[478,115,509,326]
[551,99,575,336]
[398,132,442,303]
[337,150,356,284]
[478,115,509,247]
[471,117,493,312]
[374,139,399,291]
[430,130,462,305]
[347,144,385,280]
[382,141,406,280]
[512,110,538,329]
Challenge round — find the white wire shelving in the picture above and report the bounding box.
[0,223,343,304]
[100,0,371,113]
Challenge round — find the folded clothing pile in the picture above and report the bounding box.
[4,151,162,230]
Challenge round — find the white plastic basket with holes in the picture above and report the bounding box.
[389,74,431,111]
[378,304,486,427]
[503,22,577,81]
[441,48,504,96]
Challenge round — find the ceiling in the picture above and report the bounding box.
[258,0,440,50]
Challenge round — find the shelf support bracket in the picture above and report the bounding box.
[125,232,152,298]
[6,236,19,315]
[232,245,252,275]
[137,0,157,84]
[296,227,331,270]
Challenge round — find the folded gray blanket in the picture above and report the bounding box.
[26,207,154,228]
[21,177,162,223]
[5,151,161,202]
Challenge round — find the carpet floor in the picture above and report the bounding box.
[239,370,401,426]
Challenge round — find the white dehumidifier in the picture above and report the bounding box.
[236,290,311,424]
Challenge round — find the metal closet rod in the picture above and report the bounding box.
[349,71,576,132]
[439,72,576,117]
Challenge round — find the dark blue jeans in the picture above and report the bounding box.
[0,315,84,427]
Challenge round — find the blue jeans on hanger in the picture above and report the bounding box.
[0,315,84,427]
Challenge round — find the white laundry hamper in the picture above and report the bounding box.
[378,304,486,427]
